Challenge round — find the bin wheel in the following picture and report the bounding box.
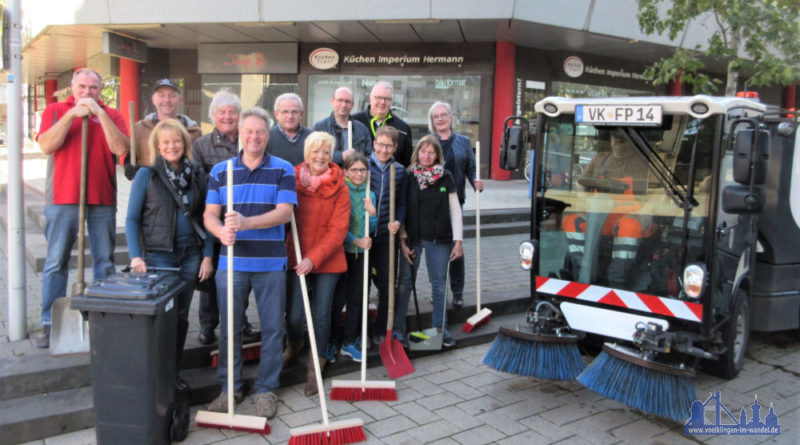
[170,402,190,442]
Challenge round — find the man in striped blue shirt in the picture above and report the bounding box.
[203,106,296,419]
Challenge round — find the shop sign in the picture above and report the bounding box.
[309,48,339,70]
[342,53,465,67]
[102,32,147,63]
[564,56,584,78]
[198,43,298,74]
[584,65,647,81]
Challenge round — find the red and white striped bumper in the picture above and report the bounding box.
[536,276,703,323]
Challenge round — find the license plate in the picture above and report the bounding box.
[575,104,662,126]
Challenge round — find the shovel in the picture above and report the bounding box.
[51,117,91,356]
[379,162,414,379]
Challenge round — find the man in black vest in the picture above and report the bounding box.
[352,81,413,167]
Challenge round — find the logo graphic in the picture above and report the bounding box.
[684,391,780,436]
[309,48,339,70]
[563,56,584,78]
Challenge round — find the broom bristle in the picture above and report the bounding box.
[330,386,398,401]
[211,342,261,368]
[289,419,366,445]
[577,351,696,421]
[482,330,585,380]
[462,308,492,333]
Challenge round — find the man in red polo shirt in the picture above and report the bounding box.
[36,68,129,348]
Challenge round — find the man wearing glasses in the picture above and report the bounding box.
[312,86,371,165]
[352,81,413,167]
[266,92,312,166]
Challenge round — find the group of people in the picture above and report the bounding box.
[36,71,482,420]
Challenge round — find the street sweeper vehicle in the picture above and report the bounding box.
[485,95,800,421]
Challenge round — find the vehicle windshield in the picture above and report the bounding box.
[537,113,717,298]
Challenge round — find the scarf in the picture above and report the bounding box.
[298,163,332,193]
[159,155,193,206]
[410,164,444,190]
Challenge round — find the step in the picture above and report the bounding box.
[0,310,529,444]
[0,387,94,444]
[462,208,530,226]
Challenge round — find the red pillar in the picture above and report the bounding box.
[783,84,796,117]
[491,41,514,180]
[44,79,57,105]
[668,73,682,96]
[119,58,139,125]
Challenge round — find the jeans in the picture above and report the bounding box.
[41,204,116,325]
[216,269,285,394]
[286,272,340,357]
[332,252,366,345]
[449,255,465,298]
[198,243,251,331]
[144,246,202,369]
[395,240,454,343]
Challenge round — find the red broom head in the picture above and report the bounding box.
[211,355,218,368]
[461,322,475,333]
[242,344,261,362]
[330,387,397,401]
[288,425,366,445]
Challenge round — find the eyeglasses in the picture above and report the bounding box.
[371,95,392,103]
[432,113,450,121]
[374,142,395,149]
[278,109,301,116]
[348,168,367,174]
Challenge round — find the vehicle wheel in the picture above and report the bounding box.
[704,290,750,379]
[170,402,190,442]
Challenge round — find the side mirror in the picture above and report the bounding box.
[722,185,764,214]
[732,128,769,185]
[499,116,528,171]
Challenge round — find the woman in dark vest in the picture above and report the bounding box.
[395,135,463,347]
[126,119,214,390]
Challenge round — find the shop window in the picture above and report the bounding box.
[308,74,482,145]
[199,74,297,134]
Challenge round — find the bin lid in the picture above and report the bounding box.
[85,272,183,300]
[71,272,186,315]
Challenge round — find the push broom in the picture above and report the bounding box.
[331,171,397,401]
[462,142,491,333]
[482,146,584,380]
[195,160,270,434]
[289,214,366,444]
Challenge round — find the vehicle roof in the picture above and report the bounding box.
[535,95,767,119]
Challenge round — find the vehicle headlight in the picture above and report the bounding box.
[519,241,535,270]
[682,263,707,299]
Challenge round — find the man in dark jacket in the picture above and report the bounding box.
[352,81,413,167]
[312,86,371,165]
[125,79,201,179]
[192,90,258,345]
[266,92,311,166]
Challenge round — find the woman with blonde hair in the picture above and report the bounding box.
[126,119,214,391]
[284,131,351,396]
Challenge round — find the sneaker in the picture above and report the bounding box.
[175,375,190,392]
[326,343,338,364]
[36,325,51,349]
[254,392,278,419]
[452,294,464,308]
[198,327,216,345]
[340,342,362,362]
[207,390,244,412]
[442,337,456,348]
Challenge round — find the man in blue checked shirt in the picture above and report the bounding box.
[203,106,296,419]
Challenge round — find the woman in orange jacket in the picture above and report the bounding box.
[284,131,351,396]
